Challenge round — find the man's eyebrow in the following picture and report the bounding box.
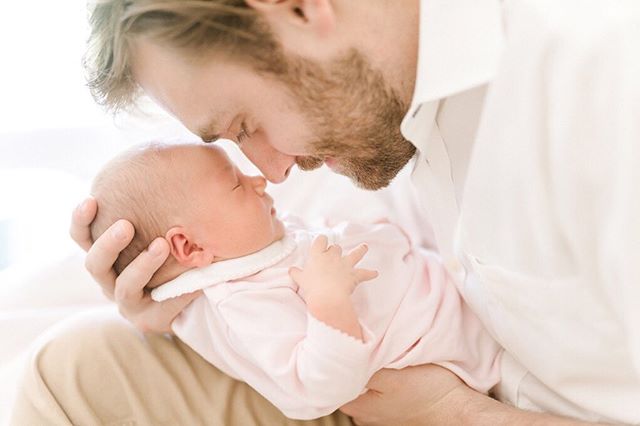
[199,131,221,144]
[198,122,222,143]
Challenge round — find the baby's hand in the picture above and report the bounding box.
[289,235,378,303]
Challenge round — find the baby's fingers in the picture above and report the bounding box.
[345,244,369,266]
[288,266,303,283]
[355,268,379,284]
[311,235,329,255]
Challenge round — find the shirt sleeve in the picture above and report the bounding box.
[216,286,375,420]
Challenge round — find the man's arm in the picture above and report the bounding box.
[341,365,606,426]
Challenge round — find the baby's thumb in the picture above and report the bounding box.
[288,266,303,282]
[355,269,379,284]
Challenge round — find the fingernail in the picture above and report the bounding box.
[112,221,127,240]
[77,199,90,213]
[149,239,165,256]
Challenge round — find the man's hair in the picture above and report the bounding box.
[84,0,284,112]
[90,143,186,275]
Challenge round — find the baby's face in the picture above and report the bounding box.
[179,145,285,260]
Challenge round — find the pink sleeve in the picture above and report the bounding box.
[217,287,375,420]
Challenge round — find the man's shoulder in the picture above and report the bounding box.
[504,0,640,53]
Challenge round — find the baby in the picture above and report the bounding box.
[90,142,502,420]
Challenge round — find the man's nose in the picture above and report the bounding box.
[260,159,294,184]
[243,144,296,184]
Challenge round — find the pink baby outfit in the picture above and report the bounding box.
[152,217,502,420]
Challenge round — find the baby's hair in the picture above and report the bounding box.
[90,142,189,275]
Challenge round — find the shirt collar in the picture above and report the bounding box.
[402,0,504,141]
[151,234,297,302]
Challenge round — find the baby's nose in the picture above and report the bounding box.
[251,175,267,195]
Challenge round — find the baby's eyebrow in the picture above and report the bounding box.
[213,163,236,183]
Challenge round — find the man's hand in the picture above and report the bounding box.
[341,364,599,426]
[289,235,378,302]
[340,364,468,426]
[70,197,201,333]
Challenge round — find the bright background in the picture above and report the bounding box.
[0,2,196,422]
[0,2,109,133]
[0,1,198,271]
[0,2,424,424]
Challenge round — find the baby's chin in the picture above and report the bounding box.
[273,217,286,241]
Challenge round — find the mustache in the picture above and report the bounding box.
[295,155,324,171]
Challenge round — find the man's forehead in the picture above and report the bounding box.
[131,37,227,136]
[129,39,188,109]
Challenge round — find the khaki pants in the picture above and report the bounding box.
[10,309,353,426]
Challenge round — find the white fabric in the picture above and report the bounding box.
[0,138,428,422]
[151,235,298,302]
[172,217,501,420]
[404,0,640,423]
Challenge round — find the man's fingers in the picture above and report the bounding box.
[84,219,135,293]
[340,389,379,419]
[311,235,329,254]
[355,268,378,283]
[346,244,368,266]
[149,290,203,334]
[164,290,202,312]
[101,287,115,301]
[364,368,400,391]
[70,197,98,252]
[114,237,170,310]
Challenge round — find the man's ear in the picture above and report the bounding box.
[166,226,214,268]
[244,0,335,37]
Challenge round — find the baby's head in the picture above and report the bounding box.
[90,142,285,287]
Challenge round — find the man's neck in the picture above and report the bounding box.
[361,0,420,108]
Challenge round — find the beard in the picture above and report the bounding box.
[277,49,416,190]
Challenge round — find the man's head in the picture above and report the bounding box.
[90,143,285,287]
[85,0,419,189]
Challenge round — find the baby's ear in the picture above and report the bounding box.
[165,226,213,268]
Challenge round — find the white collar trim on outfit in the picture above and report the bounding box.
[151,235,297,302]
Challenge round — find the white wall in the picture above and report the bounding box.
[0,4,198,422]
[0,0,205,271]
[0,1,110,133]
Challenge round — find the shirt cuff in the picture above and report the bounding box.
[305,312,375,362]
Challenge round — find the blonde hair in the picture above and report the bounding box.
[84,0,284,112]
[90,143,188,275]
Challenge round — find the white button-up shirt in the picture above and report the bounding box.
[402,0,640,423]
